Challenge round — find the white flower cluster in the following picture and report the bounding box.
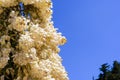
[0,35,11,68]
[0,0,69,80]
[0,0,17,7]
[8,16,29,32]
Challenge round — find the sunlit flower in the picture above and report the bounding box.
[18,32,34,51]
[0,0,68,80]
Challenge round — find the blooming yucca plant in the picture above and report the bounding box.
[0,0,69,80]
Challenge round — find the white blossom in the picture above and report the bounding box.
[0,0,68,80]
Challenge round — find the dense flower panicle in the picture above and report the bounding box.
[0,0,17,7]
[18,32,34,51]
[0,35,11,68]
[0,0,69,80]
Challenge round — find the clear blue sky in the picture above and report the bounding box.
[52,0,120,80]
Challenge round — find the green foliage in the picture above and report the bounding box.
[96,61,120,80]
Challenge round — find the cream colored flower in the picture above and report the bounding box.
[0,0,69,80]
[0,0,17,7]
[18,32,34,51]
[8,16,29,32]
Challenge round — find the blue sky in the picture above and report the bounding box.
[52,0,120,80]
